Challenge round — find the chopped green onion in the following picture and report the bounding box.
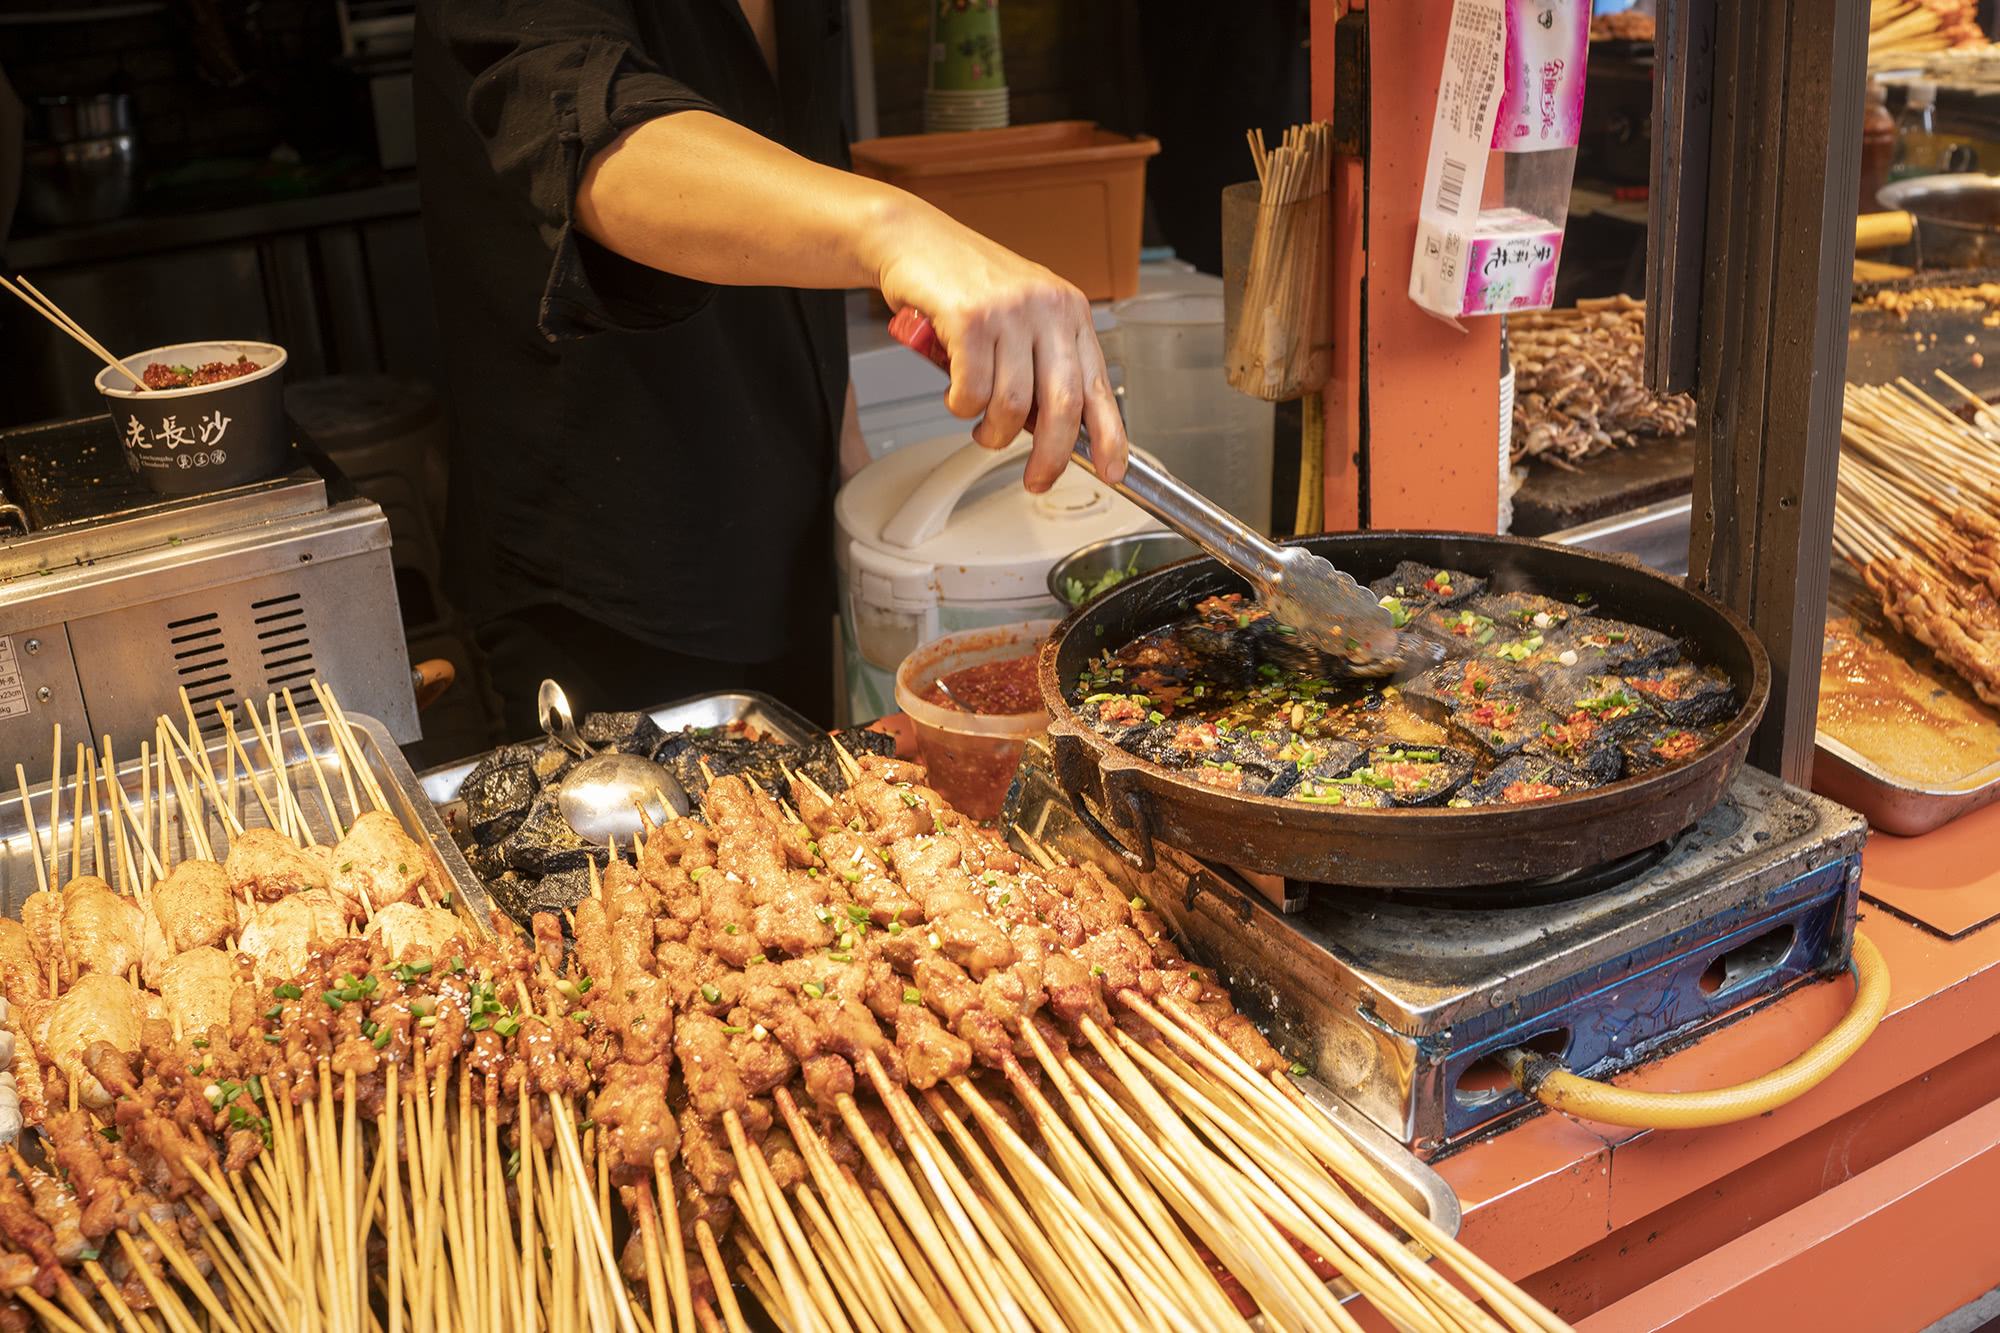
[263,1004,283,1020]
[99,1125,119,1142]
[691,866,710,881]
[802,982,824,999]
[886,922,904,935]
[372,1028,393,1050]
[723,923,739,935]
[903,987,922,1005]
[576,976,593,994]
[1287,1061,1310,1077]
[899,791,920,808]
[700,983,721,1004]
[322,991,346,1010]
[721,1024,747,1035]
[191,1037,208,1049]
[263,1033,282,1044]
[1089,965,1105,977]
[813,905,831,922]
[468,1014,492,1032]
[274,983,303,1000]
[494,1016,521,1038]
[746,954,767,965]
[361,1020,379,1039]
[846,904,869,923]
[1129,896,1147,911]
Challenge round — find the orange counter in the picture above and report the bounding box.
[1432,802,2000,1330]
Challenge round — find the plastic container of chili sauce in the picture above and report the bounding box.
[894,620,1054,821]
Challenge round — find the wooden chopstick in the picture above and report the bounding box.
[0,274,146,390]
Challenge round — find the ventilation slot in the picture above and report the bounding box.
[255,597,318,691]
[169,610,237,705]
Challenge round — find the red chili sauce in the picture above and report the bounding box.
[921,650,1041,715]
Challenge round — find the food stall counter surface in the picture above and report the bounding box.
[1436,810,2000,1330]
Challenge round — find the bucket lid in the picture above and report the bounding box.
[835,431,1157,608]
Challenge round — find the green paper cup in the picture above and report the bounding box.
[930,0,1006,91]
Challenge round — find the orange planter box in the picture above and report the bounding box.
[851,121,1161,301]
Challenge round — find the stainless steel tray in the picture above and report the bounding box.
[1547,502,2000,834]
[1812,735,2000,837]
[419,689,823,818]
[2,709,494,933]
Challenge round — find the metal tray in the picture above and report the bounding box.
[2,709,494,933]
[1546,502,2000,835]
[420,689,823,825]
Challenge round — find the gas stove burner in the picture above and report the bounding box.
[1329,833,1687,909]
[1003,740,1870,1154]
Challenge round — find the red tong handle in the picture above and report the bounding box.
[887,308,1039,431]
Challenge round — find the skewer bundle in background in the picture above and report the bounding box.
[1226,121,1335,534]
[1834,373,2000,707]
[1868,0,1986,65]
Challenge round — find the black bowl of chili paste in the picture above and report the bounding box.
[96,340,290,495]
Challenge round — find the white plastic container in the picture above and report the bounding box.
[834,432,1157,723]
[1105,291,1275,534]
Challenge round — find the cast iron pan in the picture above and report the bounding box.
[1038,532,1771,890]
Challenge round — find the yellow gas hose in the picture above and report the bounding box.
[1502,931,1890,1130]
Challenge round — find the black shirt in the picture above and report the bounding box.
[412,0,850,663]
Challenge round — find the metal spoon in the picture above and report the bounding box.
[536,679,690,846]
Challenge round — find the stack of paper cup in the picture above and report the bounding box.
[927,0,1008,132]
[924,87,1010,132]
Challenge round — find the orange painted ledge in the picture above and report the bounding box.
[1435,799,2000,1309]
[1577,1095,2000,1333]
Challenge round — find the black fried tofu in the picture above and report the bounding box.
[1551,676,1657,744]
[579,710,666,756]
[1621,722,1709,774]
[462,760,538,846]
[1525,716,1623,784]
[1460,754,1588,807]
[498,794,594,875]
[1075,693,1162,749]
[462,743,539,788]
[1342,744,1475,806]
[1136,716,1252,768]
[1180,755,1300,797]
[1563,617,1681,675]
[1224,726,1364,779]
[1482,627,1574,673]
[531,745,574,784]
[1447,695,1558,760]
[1402,657,1536,713]
[1622,663,1737,727]
[1469,591,1583,636]
[1369,561,1487,606]
[1290,776,1394,808]
[1411,603,1501,659]
[487,864,596,929]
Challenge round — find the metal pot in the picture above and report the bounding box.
[22,94,138,227]
[1045,531,1198,608]
[1869,174,2000,270]
[1038,531,1772,892]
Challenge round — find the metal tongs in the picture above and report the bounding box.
[888,309,1400,670]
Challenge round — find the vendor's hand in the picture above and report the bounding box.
[874,207,1127,494]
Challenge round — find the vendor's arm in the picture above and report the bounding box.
[575,110,1124,491]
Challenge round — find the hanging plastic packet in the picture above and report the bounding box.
[1409,0,1589,323]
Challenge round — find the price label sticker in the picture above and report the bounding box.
[0,638,29,721]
